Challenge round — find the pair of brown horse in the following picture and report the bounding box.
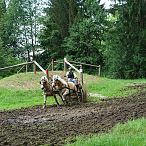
[40,75,82,110]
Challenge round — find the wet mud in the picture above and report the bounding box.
[1,89,146,145]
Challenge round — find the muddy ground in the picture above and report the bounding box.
[1,86,146,146]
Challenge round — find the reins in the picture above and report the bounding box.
[43,80,53,93]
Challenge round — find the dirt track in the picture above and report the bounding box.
[1,89,146,146]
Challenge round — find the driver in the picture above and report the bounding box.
[66,67,77,84]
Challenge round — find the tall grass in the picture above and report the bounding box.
[0,72,65,110]
[0,88,58,110]
[0,72,146,110]
[65,118,146,146]
[84,74,146,98]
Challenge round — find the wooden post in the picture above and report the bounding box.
[26,64,28,73]
[80,64,83,85]
[98,65,101,76]
[64,58,80,72]
[64,59,67,74]
[33,62,36,74]
[33,61,46,74]
[52,59,54,71]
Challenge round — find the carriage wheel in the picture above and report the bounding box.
[64,94,72,105]
[77,84,87,103]
[77,88,84,102]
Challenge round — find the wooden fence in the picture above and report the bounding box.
[51,59,101,76]
[0,59,100,85]
[0,61,47,75]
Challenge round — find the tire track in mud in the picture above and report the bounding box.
[1,91,146,146]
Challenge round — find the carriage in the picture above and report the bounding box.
[62,80,86,104]
[52,74,87,105]
[40,75,87,109]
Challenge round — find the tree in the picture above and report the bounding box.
[63,0,106,72]
[3,0,42,61]
[0,0,8,68]
[0,0,20,75]
[105,0,146,78]
[39,0,80,61]
[0,0,6,46]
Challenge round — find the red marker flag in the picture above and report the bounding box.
[46,69,49,75]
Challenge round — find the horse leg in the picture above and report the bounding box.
[60,90,68,105]
[43,94,47,111]
[63,89,70,105]
[58,93,65,104]
[63,94,68,105]
[54,94,60,106]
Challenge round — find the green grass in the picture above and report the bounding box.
[65,118,146,146]
[0,88,58,110]
[85,74,146,98]
[1,72,146,146]
[0,72,64,110]
[0,72,146,110]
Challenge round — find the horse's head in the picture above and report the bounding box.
[52,75,67,89]
[40,76,49,90]
[52,75,60,88]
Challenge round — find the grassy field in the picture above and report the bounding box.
[65,118,146,146]
[0,72,146,146]
[0,72,146,110]
[0,72,61,110]
[84,74,146,96]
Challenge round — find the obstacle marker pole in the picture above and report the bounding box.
[52,59,54,71]
[80,64,83,85]
[46,69,49,79]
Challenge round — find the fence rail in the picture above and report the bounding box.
[33,61,46,74]
[52,59,101,76]
[0,62,33,71]
[0,61,47,75]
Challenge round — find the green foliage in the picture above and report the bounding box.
[2,0,146,79]
[105,0,146,79]
[39,17,63,60]
[63,18,103,67]
[0,0,43,61]
[63,0,106,73]
[0,55,22,77]
[5,0,40,60]
[65,118,146,146]
[0,0,6,45]
[39,0,79,62]
[0,0,21,77]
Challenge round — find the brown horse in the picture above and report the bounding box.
[52,75,79,104]
[40,76,64,110]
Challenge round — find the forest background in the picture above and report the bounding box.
[0,0,146,79]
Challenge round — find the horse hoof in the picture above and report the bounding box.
[43,106,46,112]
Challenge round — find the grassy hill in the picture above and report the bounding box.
[0,71,146,110]
[1,72,146,146]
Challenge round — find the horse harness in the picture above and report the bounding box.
[42,81,54,94]
[54,80,76,95]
